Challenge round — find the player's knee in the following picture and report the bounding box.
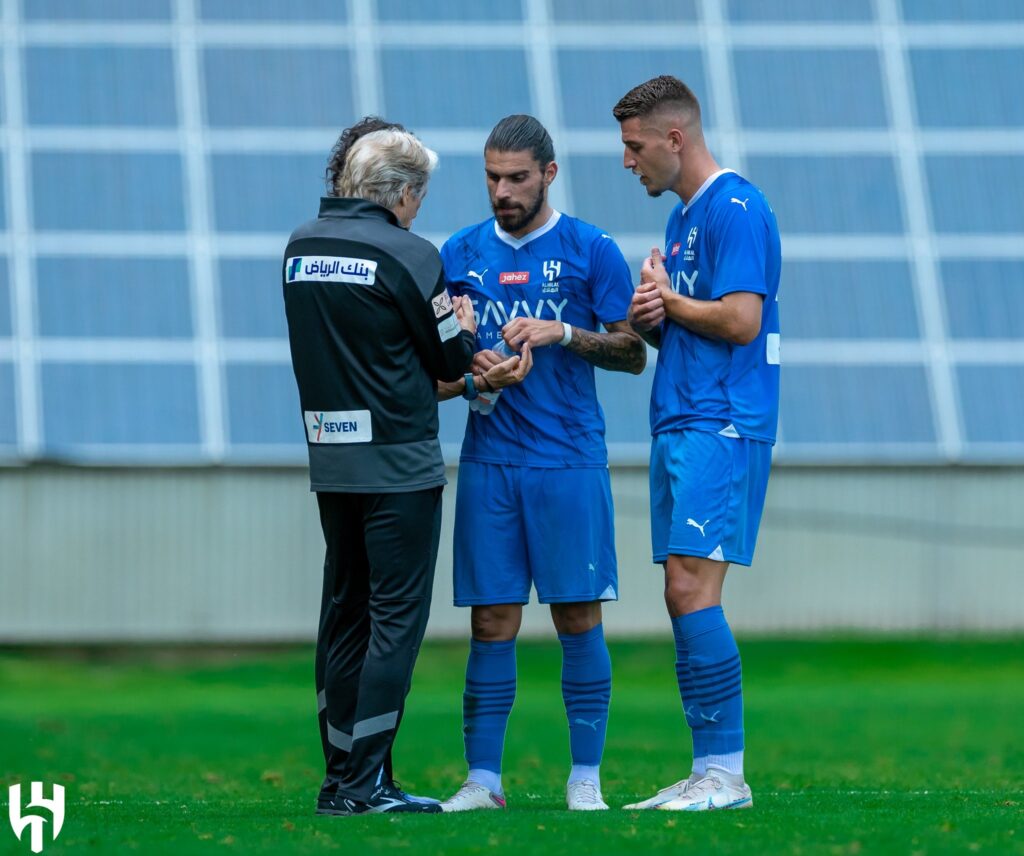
[550,602,601,635]
[663,565,707,615]
[471,605,522,642]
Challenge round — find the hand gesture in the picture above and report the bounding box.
[472,348,505,374]
[500,318,563,352]
[483,342,533,389]
[629,247,669,332]
[454,294,477,335]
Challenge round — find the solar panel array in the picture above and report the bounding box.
[1,0,1022,465]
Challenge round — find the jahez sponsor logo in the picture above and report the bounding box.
[671,243,681,256]
[499,271,529,285]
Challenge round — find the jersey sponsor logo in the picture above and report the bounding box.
[431,290,454,319]
[437,313,461,342]
[466,269,488,287]
[730,197,749,210]
[766,332,781,365]
[304,410,372,444]
[285,256,377,285]
[671,242,681,256]
[472,297,568,327]
[499,271,530,285]
[674,269,698,296]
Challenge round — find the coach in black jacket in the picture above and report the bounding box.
[284,127,509,815]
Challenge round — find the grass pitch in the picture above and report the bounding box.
[1,638,1021,855]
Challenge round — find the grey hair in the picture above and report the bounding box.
[335,128,439,209]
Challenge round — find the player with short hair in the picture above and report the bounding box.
[436,114,646,812]
[612,76,781,811]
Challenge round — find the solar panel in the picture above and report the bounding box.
[2,0,1021,465]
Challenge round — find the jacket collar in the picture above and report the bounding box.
[318,196,399,226]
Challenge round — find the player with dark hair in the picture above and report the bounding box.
[437,114,646,813]
[612,76,781,811]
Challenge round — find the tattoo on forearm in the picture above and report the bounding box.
[565,326,647,374]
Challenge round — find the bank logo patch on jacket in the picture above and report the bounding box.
[286,256,377,285]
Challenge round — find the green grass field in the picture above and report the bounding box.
[1,639,1022,855]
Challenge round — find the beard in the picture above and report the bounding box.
[492,185,546,233]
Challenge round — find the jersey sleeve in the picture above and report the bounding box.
[709,197,769,300]
[588,232,634,325]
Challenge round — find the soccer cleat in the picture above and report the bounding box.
[622,772,703,810]
[439,780,507,813]
[566,779,608,811]
[391,780,441,805]
[657,768,752,812]
[318,780,442,815]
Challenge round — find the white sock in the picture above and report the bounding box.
[706,751,744,777]
[568,765,600,788]
[467,768,503,795]
[692,755,709,777]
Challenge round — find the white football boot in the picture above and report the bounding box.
[566,779,609,811]
[622,772,703,810]
[439,780,507,813]
[657,768,752,811]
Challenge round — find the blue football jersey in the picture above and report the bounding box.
[441,211,633,467]
[653,170,781,443]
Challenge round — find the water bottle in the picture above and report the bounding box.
[474,339,515,416]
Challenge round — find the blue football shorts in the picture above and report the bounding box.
[649,429,772,567]
[453,461,618,606]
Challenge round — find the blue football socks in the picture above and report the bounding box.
[671,613,708,776]
[559,624,612,786]
[463,637,517,795]
[675,606,744,776]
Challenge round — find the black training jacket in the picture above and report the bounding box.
[283,197,474,492]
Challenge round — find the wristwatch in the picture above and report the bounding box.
[462,372,478,400]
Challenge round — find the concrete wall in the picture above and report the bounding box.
[1,465,1022,642]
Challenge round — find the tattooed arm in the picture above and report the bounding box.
[500,318,647,375]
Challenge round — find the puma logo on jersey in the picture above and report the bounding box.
[467,269,488,287]
[686,518,710,537]
[730,197,749,210]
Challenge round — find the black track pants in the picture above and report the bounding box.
[313,487,442,802]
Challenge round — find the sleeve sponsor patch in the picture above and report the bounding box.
[766,332,781,365]
[285,256,377,285]
[431,290,454,319]
[304,410,372,444]
[437,313,461,342]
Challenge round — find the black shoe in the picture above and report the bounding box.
[317,777,340,814]
[319,780,442,816]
